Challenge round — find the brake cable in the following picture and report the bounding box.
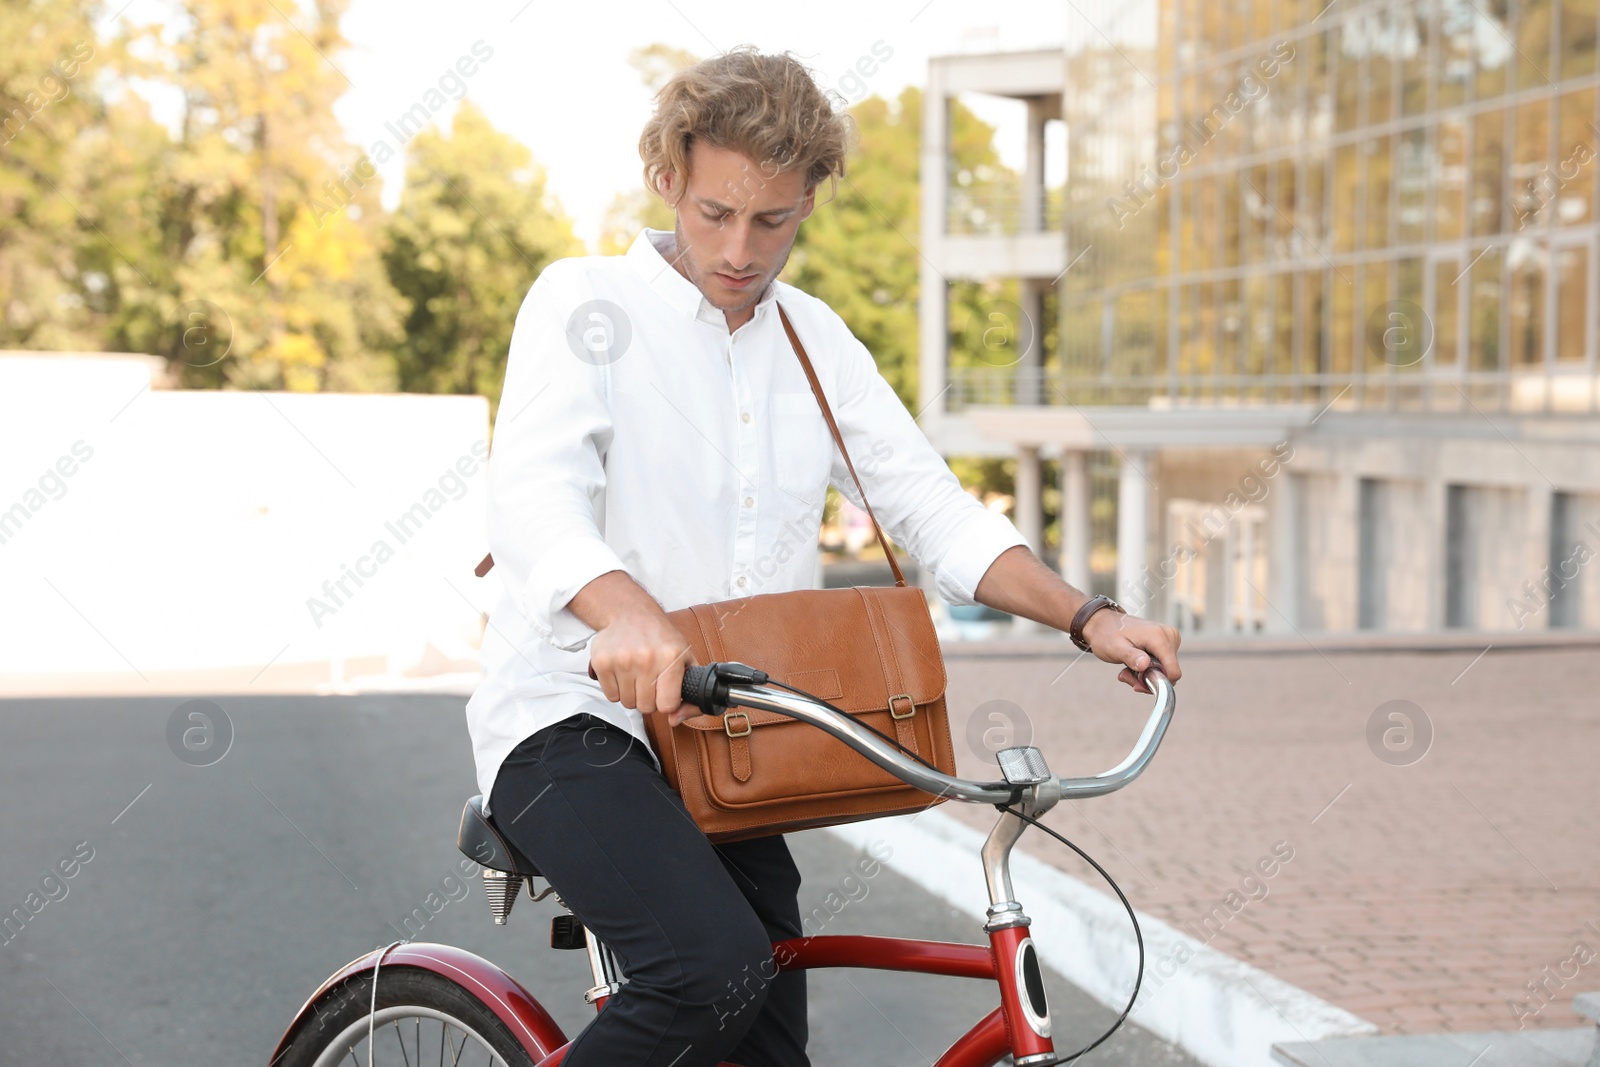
[368,940,404,1067]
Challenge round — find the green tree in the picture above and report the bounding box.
[383,102,581,408]
[123,0,401,390]
[0,0,117,351]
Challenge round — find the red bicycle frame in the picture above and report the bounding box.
[273,928,1053,1067]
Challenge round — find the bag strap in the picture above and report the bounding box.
[472,304,910,588]
[776,303,906,588]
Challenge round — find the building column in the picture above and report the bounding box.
[1422,478,1448,631]
[1117,450,1152,614]
[1265,470,1300,633]
[1017,98,1049,407]
[1023,98,1047,233]
[1012,445,1045,635]
[1330,472,1361,631]
[1014,445,1044,552]
[1061,450,1092,592]
[1017,278,1044,405]
[1523,483,1554,632]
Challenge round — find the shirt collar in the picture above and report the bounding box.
[625,228,779,328]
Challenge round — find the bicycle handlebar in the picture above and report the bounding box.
[679,663,1177,805]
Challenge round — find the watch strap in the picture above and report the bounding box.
[1069,594,1124,652]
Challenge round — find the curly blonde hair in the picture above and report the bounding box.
[639,47,853,203]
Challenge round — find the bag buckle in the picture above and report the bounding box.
[724,712,752,738]
[889,694,916,720]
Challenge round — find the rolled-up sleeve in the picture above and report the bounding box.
[820,311,1028,606]
[487,267,628,651]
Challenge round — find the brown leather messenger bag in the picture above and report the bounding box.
[475,303,955,841]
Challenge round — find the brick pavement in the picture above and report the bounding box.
[940,642,1600,1036]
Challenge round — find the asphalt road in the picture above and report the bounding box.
[0,693,1199,1066]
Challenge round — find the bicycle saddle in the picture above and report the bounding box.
[457,795,542,878]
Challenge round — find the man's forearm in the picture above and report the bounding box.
[971,545,1094,631]
[567,569,666,631]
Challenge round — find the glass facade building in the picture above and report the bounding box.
[951,0,1600,414]
[920,1,1600,634]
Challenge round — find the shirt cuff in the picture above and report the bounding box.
[520,538,630,653]
[931,510,1031,607]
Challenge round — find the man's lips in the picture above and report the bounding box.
[716,271,758,289]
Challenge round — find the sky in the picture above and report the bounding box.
[319,0,1079,247]
[104,0,1104,247]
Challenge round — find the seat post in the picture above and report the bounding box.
[582,929,625,1005]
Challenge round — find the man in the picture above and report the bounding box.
[466,47,1181,1067]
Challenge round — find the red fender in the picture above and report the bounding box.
[269,942,567,1064]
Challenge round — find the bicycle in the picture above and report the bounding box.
[269,660,1177,1067]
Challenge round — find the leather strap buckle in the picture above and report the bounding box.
[889,694,916,720]
[724,712,752,738]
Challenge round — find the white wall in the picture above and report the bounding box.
[0,356,495,682]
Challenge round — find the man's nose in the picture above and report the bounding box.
[722,219,754,272]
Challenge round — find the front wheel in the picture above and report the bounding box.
[276,966,540,1067]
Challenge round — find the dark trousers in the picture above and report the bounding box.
[489,713,809,1067]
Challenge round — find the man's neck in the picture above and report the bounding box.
[660,232,763,334]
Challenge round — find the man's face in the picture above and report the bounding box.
[662,141,815,324]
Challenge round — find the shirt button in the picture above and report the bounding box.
[736,576,748,588]
[741,412,751,424]
[743,496,754,508]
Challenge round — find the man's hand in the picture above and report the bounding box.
[588,612,698,725]
[569,571,699,725]
[1082,609,1182,694]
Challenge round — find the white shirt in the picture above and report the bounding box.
[466,229,1028,812]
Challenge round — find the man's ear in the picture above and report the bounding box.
[657,170,682,207]
[798,185,817,223]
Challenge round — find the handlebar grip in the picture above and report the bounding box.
[681,664,719,715]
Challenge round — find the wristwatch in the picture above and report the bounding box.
[1069,594,1125,652]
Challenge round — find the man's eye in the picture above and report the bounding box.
[761,218,783,229]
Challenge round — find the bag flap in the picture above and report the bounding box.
[666,584,946,728]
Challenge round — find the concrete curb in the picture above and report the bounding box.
[939,631,1600,658]
[826,810,1377,1067]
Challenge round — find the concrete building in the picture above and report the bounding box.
[920,0,1600,634]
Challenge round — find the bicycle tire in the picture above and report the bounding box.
[275,965,541,1067]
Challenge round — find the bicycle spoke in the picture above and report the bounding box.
[392,1019,414,1067]
[300,1002,507,1067]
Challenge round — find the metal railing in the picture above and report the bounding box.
[944,366,1600,415]
[945,186,1066,236]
